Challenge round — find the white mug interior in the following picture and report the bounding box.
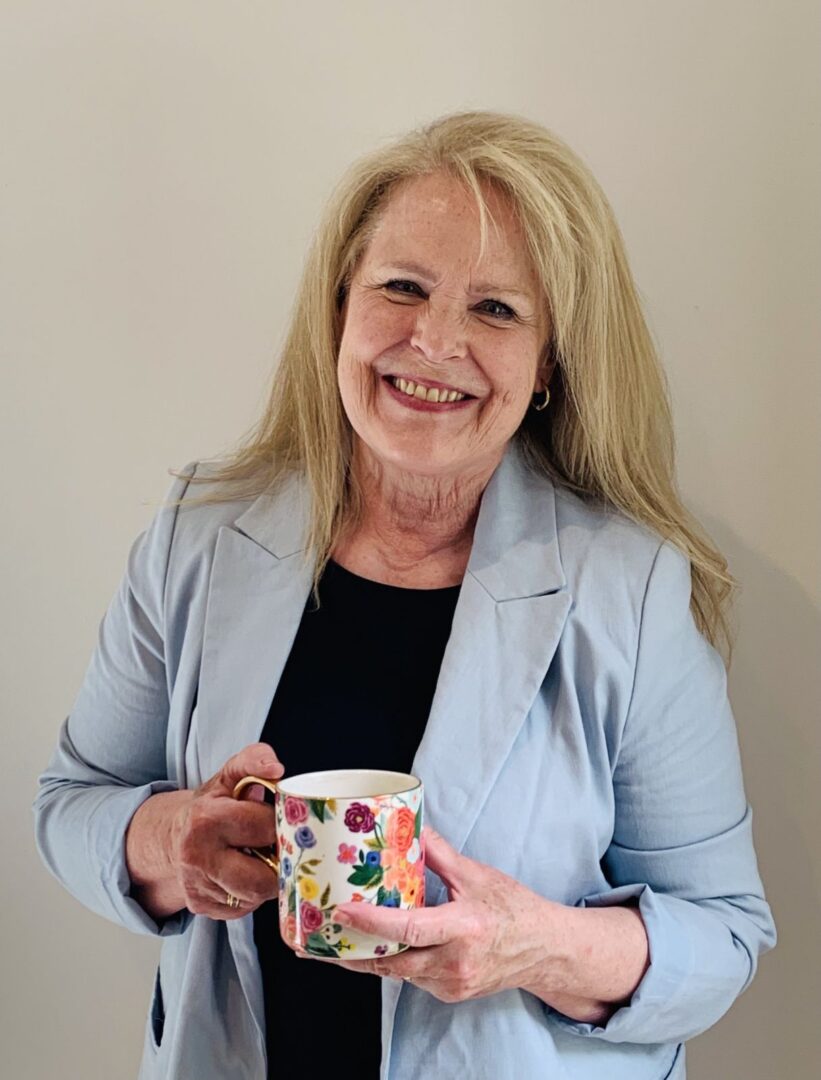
[276,768,420,800]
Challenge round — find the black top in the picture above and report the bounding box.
[253,559,460,1078]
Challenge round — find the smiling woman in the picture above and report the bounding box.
[34,110,776,1080]
[335,171,549,512]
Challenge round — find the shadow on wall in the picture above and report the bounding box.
[687,509,820,1080]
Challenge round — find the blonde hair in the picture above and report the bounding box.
[171,109,737,662]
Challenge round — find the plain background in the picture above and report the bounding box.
[2,2,819,1077]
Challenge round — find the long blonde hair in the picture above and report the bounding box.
[171,109,737,662]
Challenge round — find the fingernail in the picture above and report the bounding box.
[334,909,351,925]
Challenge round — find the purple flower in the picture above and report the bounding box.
[374,945,389,956]
[295,826,316,849]
[344,802,375,833]
[281,856,293,876]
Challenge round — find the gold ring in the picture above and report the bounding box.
[225,893,241,909]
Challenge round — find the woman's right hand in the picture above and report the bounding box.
[126,743,284,922]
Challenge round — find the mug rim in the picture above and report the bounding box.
[275,768,421,800]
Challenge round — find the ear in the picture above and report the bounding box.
[533,340,557,393]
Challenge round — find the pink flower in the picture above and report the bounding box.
[337,843,357,864]
[284,797,309,826]
[300,901,324,933]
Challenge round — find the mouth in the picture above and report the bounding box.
[382,374,476,406]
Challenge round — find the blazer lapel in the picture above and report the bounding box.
[410,442,572,904]
[193,470,315,783]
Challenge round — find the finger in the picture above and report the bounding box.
[214,848,279,906]
[334,901,458,948]
[370,947,442,980]
[216,743,285,793]
[212,800,278,849]
[420,826,476,890]
[179,871,259,920]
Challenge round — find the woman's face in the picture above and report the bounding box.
[336,171,549,482]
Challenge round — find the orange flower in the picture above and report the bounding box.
[282,914,297,944]
[384,857,410,891]
[386,807,416,855]
[401,879,419,906]
[350,892,365,903]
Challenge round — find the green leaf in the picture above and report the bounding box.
[299,865,315,875]
[376,885,388,905]
[305,933,339,958]
[305,858,322,866]
[309,800,327,823]
[414,807,422,839]
[347,864,384,888]
[287,888,296,915]
[364,837,383,850]
[320,883,331,908]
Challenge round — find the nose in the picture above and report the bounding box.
[408,301,468,365]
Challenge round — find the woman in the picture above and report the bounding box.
[34,111,776,1079]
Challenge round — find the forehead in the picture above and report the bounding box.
[363,172,534,285]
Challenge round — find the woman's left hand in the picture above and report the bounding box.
[299,826,568,1003]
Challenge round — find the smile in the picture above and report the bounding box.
[386,375,471,403]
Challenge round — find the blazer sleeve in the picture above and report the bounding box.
[547,540,777,1045]
[32,464,198,938]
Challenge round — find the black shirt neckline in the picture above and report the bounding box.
[325,558,463,598]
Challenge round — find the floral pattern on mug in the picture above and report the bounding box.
[277,784,423,958]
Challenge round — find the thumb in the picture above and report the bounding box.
[215,742,285,796]
[421,826,473,895]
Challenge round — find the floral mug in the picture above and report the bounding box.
[232,768,424,960]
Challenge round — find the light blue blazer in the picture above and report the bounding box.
[34,441,776,1080]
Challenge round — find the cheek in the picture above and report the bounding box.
[342,299,411,362]
[484,352,539,409]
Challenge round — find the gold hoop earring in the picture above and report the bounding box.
[531,388,550,412]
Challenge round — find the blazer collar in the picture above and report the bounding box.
[231,439,566,599]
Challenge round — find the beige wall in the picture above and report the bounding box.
[3,2,818,1076]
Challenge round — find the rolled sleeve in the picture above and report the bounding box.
[33,465,197,937]
[548,541,776,1045]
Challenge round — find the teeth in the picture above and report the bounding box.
[389,376,465,403]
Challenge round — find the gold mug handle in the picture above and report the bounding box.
[232,775,280,875]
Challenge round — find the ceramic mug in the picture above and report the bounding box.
[232,768,424,960]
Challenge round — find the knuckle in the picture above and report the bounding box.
[404,918,425,948]
[455,957,476,983]
[187,895,208,916]
[464,913,485,941]
[177,834,203,869]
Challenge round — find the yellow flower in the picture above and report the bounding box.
[298,877,319,901]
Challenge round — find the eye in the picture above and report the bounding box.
[477,299,516,321]
[383,279,423,297]
[382,280,517,321]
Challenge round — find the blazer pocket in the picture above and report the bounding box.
[150,966,165,1049]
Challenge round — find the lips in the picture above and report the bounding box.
[381,375,476,412]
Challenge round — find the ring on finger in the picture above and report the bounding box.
[225,892,241,909]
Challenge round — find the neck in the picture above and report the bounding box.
[336,442,502,584]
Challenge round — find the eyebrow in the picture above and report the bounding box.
[378,261,533,301]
